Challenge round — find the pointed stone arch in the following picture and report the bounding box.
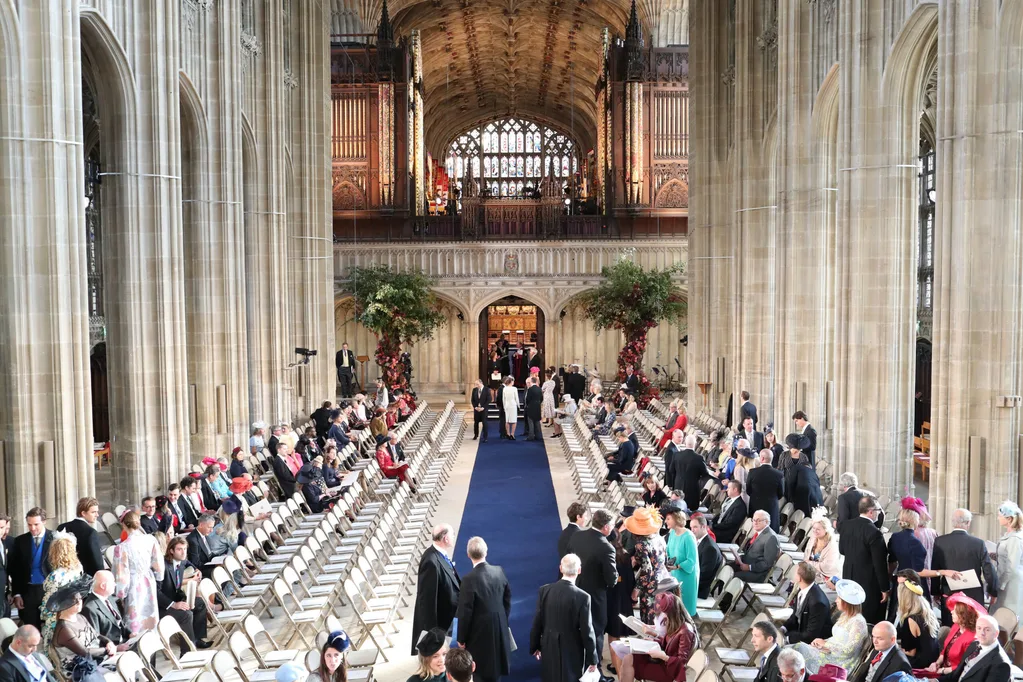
[654,178,689,208]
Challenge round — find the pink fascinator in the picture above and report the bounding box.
[901,496,930,521]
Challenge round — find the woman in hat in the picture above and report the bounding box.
[408,627,448,682]
[298,462,339,513]
[805,511,843,585]
[375,433,415,491]
[901,497,937,568]
[113,510,165,635]
[615,592,699,682]
[894,571,940,668]
[887,508,929,616]
[552,395,576,437]
[501,376,520,439]
[792,579,869,675]
[996,500,1023,617]
[352,394,368,423]
[40,533,83,648]
[927,593,984,674]
[370,407,388,439]
[49,577,116,673]
[230,447,249,478]
[664,508,699,617]
[541,370,557,426]
[308,629,351,682]
[763,427,784,468]
[625,508,668,623]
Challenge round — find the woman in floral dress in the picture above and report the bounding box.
[113,510,165,635]
[793,579,869,675]
[41,534,83,648]
[540,371,557,426]
[625,508,668,623]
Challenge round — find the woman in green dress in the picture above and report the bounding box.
[407,628,448,682]
[664,506,699,616]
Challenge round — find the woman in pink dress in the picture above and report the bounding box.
[113,510,165,634]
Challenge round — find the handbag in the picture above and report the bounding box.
[69,656,107,682]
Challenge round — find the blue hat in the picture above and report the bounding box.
[325,629,350,653]
[275,663,308,682]
[375,434,389,445]
[221,497,241,515]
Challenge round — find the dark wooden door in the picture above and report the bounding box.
[90,343,110,443]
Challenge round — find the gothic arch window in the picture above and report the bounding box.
[445,118,578,197]
[917,137,935,331]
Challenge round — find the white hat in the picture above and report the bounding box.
[274,663,308,682]
[835,579,865,605]
[251,420,267,430]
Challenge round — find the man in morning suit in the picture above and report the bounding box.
[692,515,723,599]
[336,342,357,399]
[200,467,223,512]
[558,503,588,559]
[836,472,864,534]
[855,622,911,682]
[782,563,832,644]
[564,364,586,404]
[662,429,685,486]
[9,508,52,629]
[455,537,512,682]
[791,411,817,467]
[739,391,758,429]
[412,524,461,655]
[670,434,712,512]
[271,442,298,499]
[714,481,748,544]
[186,514,220,579]
[159,537,211,649]
[81,571,131,649]
[0,515,13,618]
[734,511,780,583]
[524,376,544,442]
[838,496,890,625]
[737,416,765,454]
[937,615,1011,682]
[746,450,785,532]
[56,497,105,576]
[751,621,781,682]
[530,554,599,682]
[623,365,639,392]
[566,509,617,669]
[471,379,491,442]
[931,508,999,626]
[0,625,54,682]
[166,484,197,531]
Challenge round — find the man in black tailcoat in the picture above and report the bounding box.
[791,411,817,467]
[524,376,544,442]
[692,515,723,599]
[557,503,588,559]
[471,379,491,442]
[455,538,512,682]
[56,498,105,577]
[836,472,864,534]
[838,496,890,625]
[746,450,785,532]
[670,434,712,512]
[411,524,460,655]
[564,365,585,404]
[9,508,52,629]
[782,563,832,644]
[566,510,617,673]
[530,554,599,682]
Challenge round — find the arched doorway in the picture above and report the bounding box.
[479,296,545,388]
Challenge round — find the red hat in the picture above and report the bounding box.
[946,592,988,616]
[230,477,252,494]
[809,665,848,682]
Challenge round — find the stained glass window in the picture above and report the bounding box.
[445,118,578,197]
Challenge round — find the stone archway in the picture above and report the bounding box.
[479,295,546,389]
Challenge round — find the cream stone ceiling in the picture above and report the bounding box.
[332,0,689,157]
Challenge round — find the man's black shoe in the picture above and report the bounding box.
[195,640,214,650]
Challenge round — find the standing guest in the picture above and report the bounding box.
[901,497,938,568]
[157,537,211,650]
[746,450,784,532]
[713,481,748,544]
[311,401,333,439]
[789,458,824,517]
[936,615,1010,682]
[412,525,460,655]
[408,628,448,682]
[791,411,817,467]
[529,554,599,682]
[641,477,668,510]
[691,515,723,600]
[271,442,298,499]
[557,503,588,559]
[737,416,764,453]
[792,579,869,675]
[10,508,53,629]
[836,473,864,534]
[625,508,667,623]
[615,592,698,682]
[0,625,47,682]
[308,629,351,682]
[471,379,491,442]
[496,379,507,439]
[670,434,711,512]
[455,537,512,682]
[605,530,637,677]
[566,509,618,668]
[995,500,1023,617]
[661,430,685,487]
[854,622,911,682]
[249,421,267,455]
[541,371,557,427]
[781,435,811,498]
[839,496,890,625]
[805,513,843,585]
[564,364,586,404]
[888,508,929,603]
[113,511,164,635]
[56,498,104,577]
[81,570,131,649]
[781,563,832,644]
[0,515,12,618]
[739,391,758,428]
[734,511,780,583]
[894,573,940,668]
[501,376,519,440]
[664,509,699,616]
[336,342,357,398]
[931,508,998,626]
[39,534,83,648]
[525,376,544,442]
[752,621,782,682]
[763,428,784,468]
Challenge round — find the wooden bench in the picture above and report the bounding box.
[913,452,930,481]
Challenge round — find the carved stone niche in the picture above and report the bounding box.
[654,179,689,208]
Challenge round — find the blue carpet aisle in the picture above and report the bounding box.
[453,426,562,682]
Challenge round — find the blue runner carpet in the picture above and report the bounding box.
[453,426,561,682]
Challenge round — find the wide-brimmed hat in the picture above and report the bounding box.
[297,464,319,485]
[230,477,252,494]
[947,592,988,616]
[785,433,811,450]
[252,421,267,430]
[809,664,848,682]
[834,579,866,605]
[415,627,447,657]
[45,576,93,613]
[221,497,241,515]
[623,507,662,536]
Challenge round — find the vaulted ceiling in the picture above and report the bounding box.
[331,0,690,157]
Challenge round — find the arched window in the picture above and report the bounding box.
[516,132,524,152]
[517,157,524,177]
[500,132,508,153]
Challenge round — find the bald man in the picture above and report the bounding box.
[855,622,910,682]
[81,570,131,649]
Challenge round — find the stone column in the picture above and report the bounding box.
[0,1,93,524]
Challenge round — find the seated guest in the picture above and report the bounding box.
[179,476,206,516]
[805,513,843,584]
[552,395,576,437]
[249,421,267,455]
[782,563,832,644]
[691,515,723,599]
[229,447,248,478]
[592,403,617,438]
[200,465,225,511]
[713,481,748,544]
[307,629,351,682]
[733,511,780,582]
[375,435,416,492]
[386,432,406,463]
[393,389,412,422]
[445,648,475,682]
[408,627,448,682]
[641,476,668,509]
[351,394,368,424]
[56,497,104,577]
[854,621,911,682]
[792,579,869,674]
[0,625,48,682]
[47,577,116,676]
[327,410,352,448]
[208,500,244,556]
[186,514,224,578]
[615,592,698,682]
[158,537,211,650]
[275,662,308,682]
[297,464,339,514]
[138,497,166,534]
[321,450,342,489]
[752,621,782,682]
[369,408,388,439]
[777,649,806,682]
[927,594,983,675]
[81,571,131,650]
[166,484,196,531]
[271,442,298,499]
[894,573,940,668]
[202,457,231,497]
[937,615,1010,682]
[605,427,637,484]
[385,404,399,429]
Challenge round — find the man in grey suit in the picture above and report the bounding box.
[931,508,999,626]
[734,510,780,582]
[81,570,131,649]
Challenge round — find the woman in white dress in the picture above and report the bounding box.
[501,376,520,439]
[540,371,557,426]
[793,579,869,675]
[997,501,1023,617]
